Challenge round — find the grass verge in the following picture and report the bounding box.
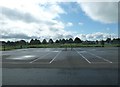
[0,43,120,51]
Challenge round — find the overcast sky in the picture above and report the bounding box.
[0,0,119,41]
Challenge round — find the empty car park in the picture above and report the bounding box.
[1,47,118,85]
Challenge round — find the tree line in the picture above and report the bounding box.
[1,37,120,46]
[1,37,82,46]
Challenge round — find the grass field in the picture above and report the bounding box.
[0,43,120,51]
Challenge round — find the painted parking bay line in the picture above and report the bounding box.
[29,52,51,63]
[87,52,112,63]
[76,51,91,64]
[49,51,62,64]
[73,49,91,64]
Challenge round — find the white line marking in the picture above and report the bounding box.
[78,53,91,64]
[49,51,62,64]
[51,51,60,52]
[91,62,111,64]
[87,52,112,63]
[29,53,50,63]
[79,51,87,53]
[74,49,91,64]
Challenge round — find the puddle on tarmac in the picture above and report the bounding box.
[6,55,36,60]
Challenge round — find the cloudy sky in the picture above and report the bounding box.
[0,0,119,41]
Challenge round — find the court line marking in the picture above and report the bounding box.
[29,52,51,63]
[74,49,91,64]
[87,52,112,63]
[49,51,62,64]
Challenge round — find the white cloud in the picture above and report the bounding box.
[78,22,83,25]
[0,1,118,42]
[77,0,119,2]
[79,2,118,23]
[0,0,74,41]
[75,32,117,41]
[66,22,73,27]
[0,1,66,23]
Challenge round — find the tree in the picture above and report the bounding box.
[74,37,82,43]
[68,38,73,43]
[42,39,47,44]
[18,40,26,48]
[1,41,6,45]
[30,39,41,45]
[34,39,41,44]
[59,39,62,44]
[96,40,99,44]
[1,41,6,51]
[65,39,69,43]
[112,38,120,44]
[61,39,66,44]
[30,39,34,45]
[106,38,111,43]
[19,40,26,45]
[55,40,59,43]
[6,41,14,46]
[101,40,105,47]
[49,39,54,44]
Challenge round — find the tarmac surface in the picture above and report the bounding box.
[1,47,119,85]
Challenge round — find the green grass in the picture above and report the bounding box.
[0,43,120,51]
[0,46,2,51]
